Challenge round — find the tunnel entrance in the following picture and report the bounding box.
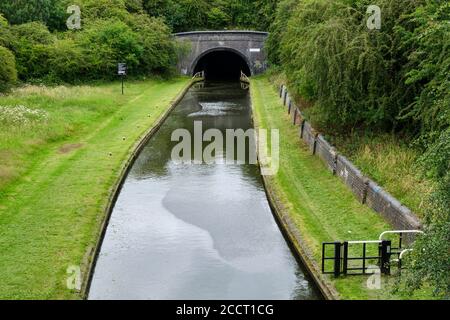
[193,50,251,81]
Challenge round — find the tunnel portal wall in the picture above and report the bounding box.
[174,31,269,76]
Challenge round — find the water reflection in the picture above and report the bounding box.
[88,82,321,300]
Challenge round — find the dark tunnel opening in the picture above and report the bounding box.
[193,50,251,81]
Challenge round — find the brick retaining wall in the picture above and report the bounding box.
[279,84,422,234]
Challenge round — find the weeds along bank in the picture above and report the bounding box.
[266,0,449,298]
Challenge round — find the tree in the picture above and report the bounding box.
[0,13,7,27]
[127,14,176,74]
[76,19,143,78]
[0,0,67,31]
[9,22,55,80]
[142,0,276,32]
[125,0,144,13]
[0,46,17,92]
[207,7,230,30]
[266,0,297,65]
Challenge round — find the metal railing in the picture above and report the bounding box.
[192,71,205,79]
[322,229,424,277]
[322,240,391,276]
[379,230,424,251]
[240,71,250,83]
[378,230,423,271]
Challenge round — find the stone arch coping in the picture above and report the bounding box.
[173,30,269,37]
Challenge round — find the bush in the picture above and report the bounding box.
[127,14,176,74]
[81,0,129,23]
[48,39,85,83]
[10,21,55,46]
[0,46,17,92]
[0,13,7,27]
[207,7,231,30]
[0,0,180,83]
[76,19,143,79]
[8,22,55,80]
[266,0,297,65]
[0,0,67,31]
[277,0,421,132]
[142,0,277,32]
[398,1,450,148]
[0,15,14,49]
[125,0,144,13]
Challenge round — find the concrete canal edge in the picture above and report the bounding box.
[81,77,337,300]
[259,175,340,300]
[81,78,202,299]
[249,85,340,301]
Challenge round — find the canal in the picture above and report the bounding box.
[88,81,321,300]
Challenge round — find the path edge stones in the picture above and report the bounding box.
[81,78,202,299]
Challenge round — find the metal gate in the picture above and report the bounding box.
[322,230,423,277]
[322,240,391,277]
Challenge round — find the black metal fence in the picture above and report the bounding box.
[322,240,392,277]
[321,230,424,276]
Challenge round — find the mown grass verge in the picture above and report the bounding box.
[250,75,433,300]
[266,70,434,220]
[0,78,189,299]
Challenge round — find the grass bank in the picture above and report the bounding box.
[0,78,189,299]
[267,70,433,219]
[326,134,433,219]
[250,76,432,300]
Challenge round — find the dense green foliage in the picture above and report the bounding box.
[0,46,17,92]
[0,0,177,83]
[0,0,277,84]
[8,22,56,80]
[0,0,68,31]
[251,76,435,299]
[0,13,7,27]
[267,0,449,297]
[265,0,296,66]
[402,129,449,297]
[143,0,277,32]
